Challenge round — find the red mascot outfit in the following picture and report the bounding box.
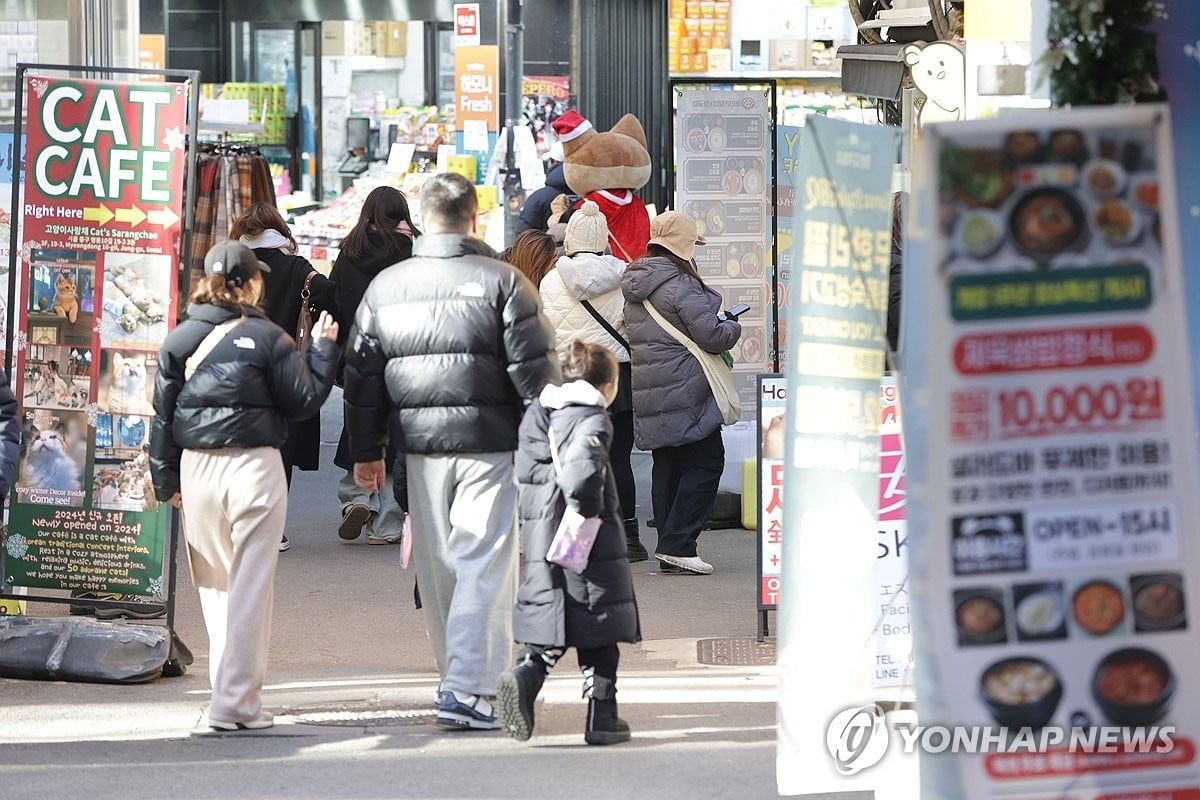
[552,111,653,261]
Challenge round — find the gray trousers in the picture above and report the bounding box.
[337,470,404,542]
[407,451,518,697]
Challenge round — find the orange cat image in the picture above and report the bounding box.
[53,273,79,323]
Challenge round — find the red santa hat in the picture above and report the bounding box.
[551,110,596,156]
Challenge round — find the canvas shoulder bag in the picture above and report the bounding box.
[642,300,741,426]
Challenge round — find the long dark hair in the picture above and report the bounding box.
[339,186,421,260]
[229,202,296,251]
[643,243,707,289]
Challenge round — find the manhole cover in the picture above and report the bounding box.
[282,702,437,728]
[696,637,777,666]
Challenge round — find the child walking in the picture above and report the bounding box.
[498,340,641,745]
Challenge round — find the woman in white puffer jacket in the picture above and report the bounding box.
[538,200,645,562]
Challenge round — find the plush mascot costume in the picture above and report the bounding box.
[551,110,653,261]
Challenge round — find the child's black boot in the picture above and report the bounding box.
[584,675,631,745]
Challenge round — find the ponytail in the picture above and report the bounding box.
[562,339,618,389]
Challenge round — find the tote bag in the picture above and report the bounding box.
[642,300,742,426]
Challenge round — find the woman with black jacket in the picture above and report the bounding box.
[328,186,419,544]
[230,202,337,550]
[150,240,338,731]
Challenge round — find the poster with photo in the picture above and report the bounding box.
[522,75,569,155]
[91,413,155,514]
[4,76,186,599]
[100,252,170,349]
[20,344,90,411]
[26,249,96,347]
[97,350,157,417]
[13,408,88,508]
[907,106,1200,798]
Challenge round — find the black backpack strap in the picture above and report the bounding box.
[579,299,629,351]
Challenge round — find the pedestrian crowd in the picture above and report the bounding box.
[109,165,741,741]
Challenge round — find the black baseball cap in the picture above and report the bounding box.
[203,240,271,287]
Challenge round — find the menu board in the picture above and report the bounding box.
[912,107,1200,798]
[3,77,186,599]
[676,88,772,411]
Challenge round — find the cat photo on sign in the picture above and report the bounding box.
[15,409,88,508]
[28,249,97,347]
[21,345,91,411]
[97,350,157,417]
[101,252,171,350]
[91,413,157,513]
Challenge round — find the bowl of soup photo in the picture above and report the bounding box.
[1132,573,1187,633]
[1073,579,1125,636]
[1092,647,1175,726]
[980,656,1063,728]
[955,589,1006,646]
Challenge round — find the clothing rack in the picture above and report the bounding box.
[187,148,277,289]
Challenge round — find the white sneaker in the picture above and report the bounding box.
[209,710,275,731]
[655,553,714,575]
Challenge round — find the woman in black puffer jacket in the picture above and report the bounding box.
[329,186,420,544]
[150,240,337,733]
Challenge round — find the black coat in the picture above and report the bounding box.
[329,231,414,472]
[343,233,559,459]
[257,248,338,471]
[517,163,571,233]
[149,303,337,500]
[0,370,20,497]
[513,390,640,648]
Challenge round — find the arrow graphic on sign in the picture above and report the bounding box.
[83,204,114,226]
[115,205,146,227]
[147,207,180,228]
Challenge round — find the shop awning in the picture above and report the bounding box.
[836,43,909,101]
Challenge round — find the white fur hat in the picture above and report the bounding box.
[564,200,609,256]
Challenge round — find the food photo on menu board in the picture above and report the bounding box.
[938,126,1160,279]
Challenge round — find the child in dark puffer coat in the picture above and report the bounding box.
[498,340,641,745]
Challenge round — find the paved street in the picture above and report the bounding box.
[0,393,794,800]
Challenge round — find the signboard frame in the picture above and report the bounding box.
[1,63,200,643]
[756,373,785,640]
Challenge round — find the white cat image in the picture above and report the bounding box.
[107,353,153,415]
[19,424,83,495]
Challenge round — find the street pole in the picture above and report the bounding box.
[503,0,525,247]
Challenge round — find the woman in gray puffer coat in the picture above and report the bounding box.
[498,340,640,746]
[621,212,741,576]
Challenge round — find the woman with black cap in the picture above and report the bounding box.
[621,212,741,575]
[149,240,338,731]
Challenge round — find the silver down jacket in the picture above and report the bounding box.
[343,233,559,457]
[621,256,741,451]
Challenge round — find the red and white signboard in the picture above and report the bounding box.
[454,3,481,47]
[911,105,1200,798]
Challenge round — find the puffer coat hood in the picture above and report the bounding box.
[513,388,640,649]
[150,303,337,500]
[540,252,629,362]
[343,233,559,458]
[621,256,741,450]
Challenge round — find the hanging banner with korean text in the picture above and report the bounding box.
[3,76,187,599]
[906,106,1200,799]
[776,116,901,796]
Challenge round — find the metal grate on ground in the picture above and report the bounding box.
[696,637,777,666]
[280,701,437,728]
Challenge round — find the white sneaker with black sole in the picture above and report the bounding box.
[655,553,714,575]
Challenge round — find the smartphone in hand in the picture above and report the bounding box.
[720,303,751,321]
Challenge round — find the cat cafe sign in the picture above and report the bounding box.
[2,76,187,599]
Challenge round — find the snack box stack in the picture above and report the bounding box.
[669,0,731,73]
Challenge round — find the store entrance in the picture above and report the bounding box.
[223,18,455,208]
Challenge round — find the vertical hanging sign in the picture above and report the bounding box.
[4,77,186,600]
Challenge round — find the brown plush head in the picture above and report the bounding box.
[560,113,652,196]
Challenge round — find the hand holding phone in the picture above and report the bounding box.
[720,303,751,322]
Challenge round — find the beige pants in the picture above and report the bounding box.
[181,446,287,723]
